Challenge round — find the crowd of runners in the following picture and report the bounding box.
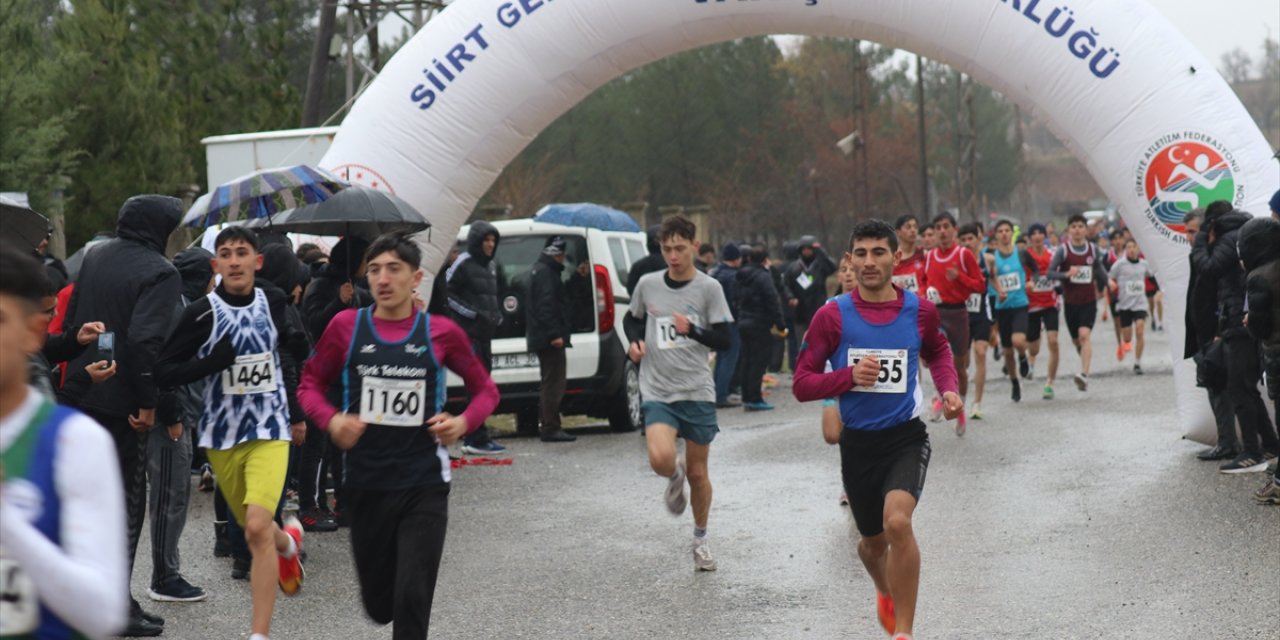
[3,190,1279,640]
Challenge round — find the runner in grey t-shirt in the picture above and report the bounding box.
[1106,238,1154,374]
[623,215,733,572]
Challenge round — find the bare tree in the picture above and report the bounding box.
[1220,47,1254,84]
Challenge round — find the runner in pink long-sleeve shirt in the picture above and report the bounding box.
[792,220,961,640]
[298,232,497,640]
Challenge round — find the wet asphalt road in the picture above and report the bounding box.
[132,325,1280,639]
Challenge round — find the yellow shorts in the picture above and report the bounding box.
[206,439,290,527]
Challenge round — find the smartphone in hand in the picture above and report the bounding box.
[97,332,115,369]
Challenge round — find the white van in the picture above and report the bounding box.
[444,219,649,433]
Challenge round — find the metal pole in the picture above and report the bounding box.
[345,2,356,112]
[916,54,929,216]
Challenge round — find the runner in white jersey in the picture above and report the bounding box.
[154,227,306,640]
[1107,238,1154,374]
[624,216,734,571]
[0,243,128,639]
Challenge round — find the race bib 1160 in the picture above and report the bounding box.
[359,376,427,427]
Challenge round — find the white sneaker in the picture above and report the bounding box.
[968,401,982,420]
[1073,373,1088,391]
[665,463,687,515]
[693,538,717,571]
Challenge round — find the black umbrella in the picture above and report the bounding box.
[246,186,430,238]
[0,196,51,251]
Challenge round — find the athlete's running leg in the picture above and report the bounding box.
[1121,324,1134,359]
[955,350,970,399]
[857,534,891,596]
[1078,327,1093,376]
[971,341,987,405]
[1046,331,1060,387]
[1135,319,1146,363]
[685,441,713,530]
[883,490,921,635]
[244,504,290,635]
[646,423,679,478]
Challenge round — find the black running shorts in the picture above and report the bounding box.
[1063,302,1097,340]
[839,419,931,538]
[1117,309,1148,328]
[994,306,1029,348]
[969,311,992,345]
[1026,307,1059,344]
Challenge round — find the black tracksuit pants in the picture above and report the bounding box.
[349,483,451,640]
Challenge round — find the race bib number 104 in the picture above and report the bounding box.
[846,348,909,394]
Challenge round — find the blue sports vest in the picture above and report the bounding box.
[829,292,923,431]
[992,249,1029,310]
[0,400,87,639]
[340,308,449,490]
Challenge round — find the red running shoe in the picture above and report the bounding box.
[278,516,305,596]
[877,591,896,634]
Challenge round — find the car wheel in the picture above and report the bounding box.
[608,361,642,432]
[515,405,540,436]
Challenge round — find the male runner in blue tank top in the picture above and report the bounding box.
[793,220,962,640]
[0,242,128,639]
[299,232,498,639]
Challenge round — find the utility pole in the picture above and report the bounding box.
[916,54,929,216]
[302,0,339,127]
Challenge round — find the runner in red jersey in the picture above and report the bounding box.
[1024,224,1061,400]
[891,215,928,296]
[922,213,986,420]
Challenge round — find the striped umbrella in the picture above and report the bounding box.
[183,165,349,229]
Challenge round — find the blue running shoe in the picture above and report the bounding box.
[461,440,508,455]
[744,402,775,411]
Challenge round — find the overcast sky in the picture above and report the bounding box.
[1146,0,1277,67]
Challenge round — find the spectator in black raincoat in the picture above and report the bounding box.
[446,221,508,455]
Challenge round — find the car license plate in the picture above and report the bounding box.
[492,353,539,370]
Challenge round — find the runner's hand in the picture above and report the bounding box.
[998,290,1008,303]
[427,412,468,446]
[673,313,691,335]
[167,423,183,442]
[628,341,646,363]
[328,413,368,450]
[941,391,963,420]
[290,421,306,446]
[551,338,565,348]
[339,282,354,305]
[851,356,881,388]
[86,360,116,383]
[76,321,106,346]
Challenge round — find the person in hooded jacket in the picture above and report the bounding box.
[784,235,838,349]
[446,221,508,455]
[61,194,184,636]
[736,245,785,411]
[143,247,215,605]
[302,236,372,343]
[1190,201,1280,473]
[627,225,666,296]
[1182,208,1241,463]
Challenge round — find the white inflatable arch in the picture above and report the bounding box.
[321,0,1278,436]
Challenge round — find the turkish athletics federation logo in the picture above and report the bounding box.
[1135,132,1242,239]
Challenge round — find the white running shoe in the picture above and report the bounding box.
[1073,373,1088,391]
[968,401,982,420]
[693,538,717,571]
[665,463,687,515]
